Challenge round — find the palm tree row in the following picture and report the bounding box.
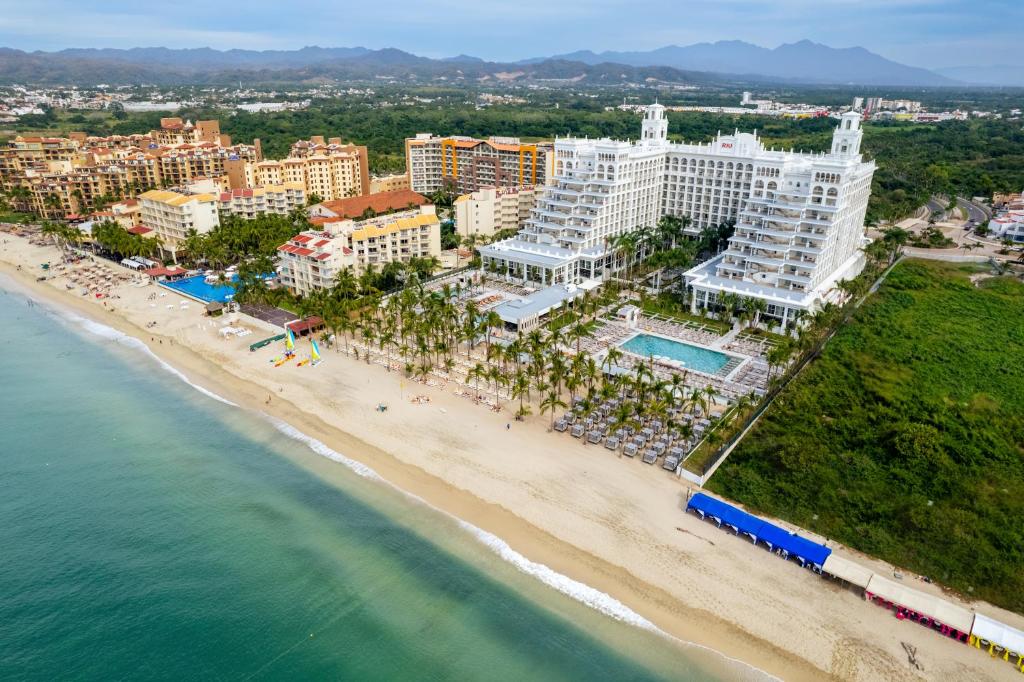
[290,273,727,461]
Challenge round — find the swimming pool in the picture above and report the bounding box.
[619,334,731,375]
[160,275,238,303]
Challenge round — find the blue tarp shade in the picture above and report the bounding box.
[686,493,832,568]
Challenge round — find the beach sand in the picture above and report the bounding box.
[3,235,1022,682]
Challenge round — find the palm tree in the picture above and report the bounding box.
[540,391,567,431]
[488,365,507,407]
[511,370,531,417]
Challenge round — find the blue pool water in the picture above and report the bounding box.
[161,274,238,303]
[619,334,731,375]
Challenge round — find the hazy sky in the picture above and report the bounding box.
[0,0,1018,69]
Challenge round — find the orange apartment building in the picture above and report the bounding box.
[405,134,554,195]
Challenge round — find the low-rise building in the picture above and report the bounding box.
[277,205,441,296]
[308,189,428,221]
[90,198,141,229]
[139,189,219,262]
[454,186,537,239]
[370,173,410,194]
[988,210,1024,242]
[218,183,306,218]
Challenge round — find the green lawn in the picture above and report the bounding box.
[709,260,1024,612]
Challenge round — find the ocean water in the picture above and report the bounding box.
[0,279,761,681]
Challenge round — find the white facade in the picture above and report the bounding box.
[454,186,537,239]
[480,105,875,324]
[989,211,1024,242]
[277,206,441,296]
[218,182,306,218]
[139,189,219,261]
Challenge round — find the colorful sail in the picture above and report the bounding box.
[311,339,321,363]
[285,328,295,351]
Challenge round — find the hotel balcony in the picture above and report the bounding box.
[788,243,822,255]
[744,253,786,268]
[777,271,813,285]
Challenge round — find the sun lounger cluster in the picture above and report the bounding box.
[687,493,1024,672]
[553,396,703,472]
[638,315,722,347]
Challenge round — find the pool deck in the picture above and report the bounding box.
[618,330,749,381]
[156,281,236,305]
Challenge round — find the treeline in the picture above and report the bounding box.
[709,260,1024,612]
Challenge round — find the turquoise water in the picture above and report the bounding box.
[0,280,753,681]
[161,274,238,303]
[620,334,730,375]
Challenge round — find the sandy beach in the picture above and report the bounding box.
[3,234,1022,682]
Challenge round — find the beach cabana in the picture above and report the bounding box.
[286,316,324,337]
[970,613,1024,664]
[686,493,832,569]
[145,265,189,281]
[755,524,831,570]
[206,301,225,317]
[821,555,874,589]
[865,574,973,641]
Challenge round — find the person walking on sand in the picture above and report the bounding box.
[506,423,510,430]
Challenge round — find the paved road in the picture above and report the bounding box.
[957,197,990,225]
[925,198,946,220]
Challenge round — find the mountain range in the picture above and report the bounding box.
[541,40,957,87]
[0,41,973,87]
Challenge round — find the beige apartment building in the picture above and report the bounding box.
[370,173,410,194]
[235,137,369,203]
[0,118,260,219]
[277,205,440,296]
[139,189,219,262]
[405,134,554,195]
[454,186,537,239]
[218,183,306,218]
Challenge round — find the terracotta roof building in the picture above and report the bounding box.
[309,189,429,221]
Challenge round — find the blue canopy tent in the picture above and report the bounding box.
[686,493,832,570]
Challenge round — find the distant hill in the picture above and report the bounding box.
[545,40,957,86]
[0,42,959,87]
[0,46,722,86]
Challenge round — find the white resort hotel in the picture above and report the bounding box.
[480,104,875,328]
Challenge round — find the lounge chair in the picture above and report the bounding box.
[566,413,577,425]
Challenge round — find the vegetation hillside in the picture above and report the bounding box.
[710,260,1024,612]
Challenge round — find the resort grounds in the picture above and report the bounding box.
[2,231,1023,681]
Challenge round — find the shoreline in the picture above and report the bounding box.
[3,239,1019,682]
[0,260,800,681]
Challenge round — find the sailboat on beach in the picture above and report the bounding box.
[311,339,322,366]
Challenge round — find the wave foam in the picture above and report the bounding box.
[22,290,237,407]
